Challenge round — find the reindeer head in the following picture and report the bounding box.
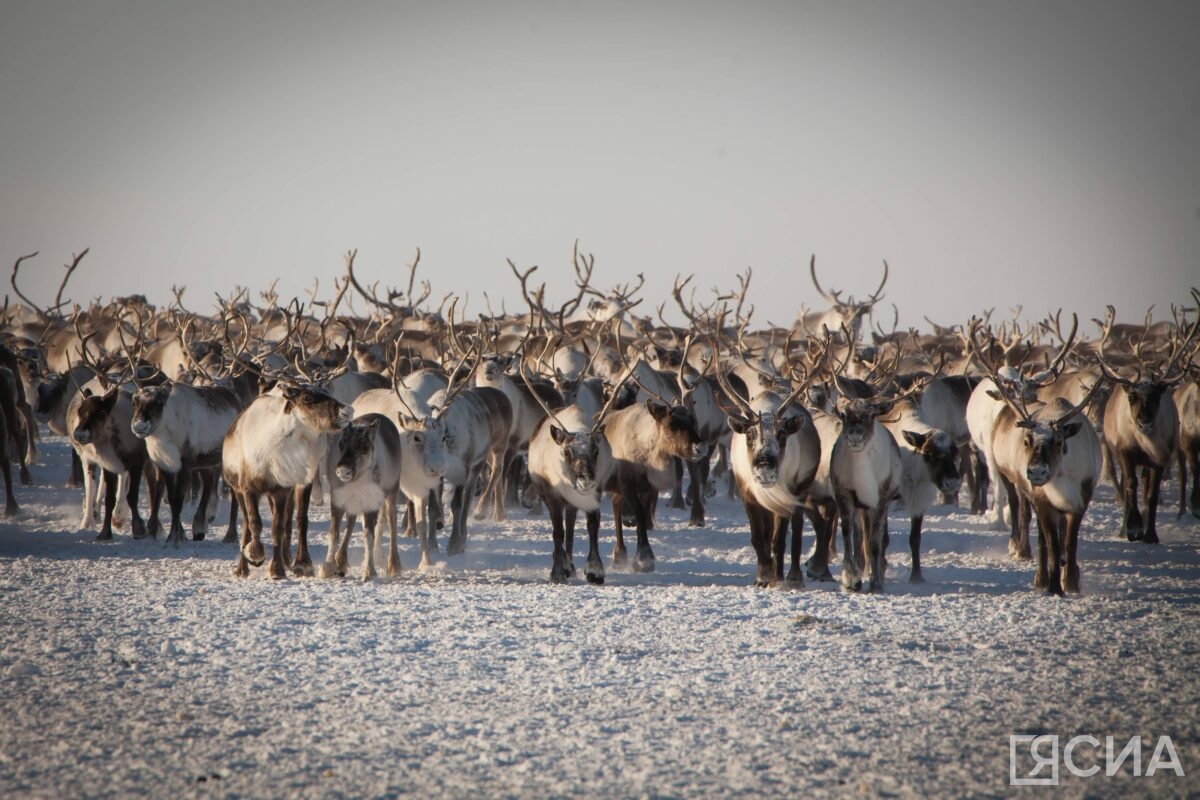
[728,410,805,487]
[35,372,69,422]
[280,383,352,432]
[834,397,893,451]
[332,416,381,483]
[71,387,120,445]
[1016,414,1085,487]
[902,429,962,495]
[549,423,606,495]
[396,413,448,479]
[130,384,172,438]
[647,400,707,463]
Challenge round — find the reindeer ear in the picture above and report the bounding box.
[364,416,381,436]
[592,423,606,438]
[780,414,803,437]
[902,430,929,449]
[100,387,120,409]
[727,415,752,435]
[281,384,302,402]
[646,399,670,420]
[82,387,93,398]
[1060,421,1083,440]
[283,400,295,415]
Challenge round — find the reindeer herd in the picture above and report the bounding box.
[2,246,1198,596]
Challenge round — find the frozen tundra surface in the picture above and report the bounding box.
[1,437,1199,799]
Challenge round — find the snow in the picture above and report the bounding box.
[2,436,1199,798]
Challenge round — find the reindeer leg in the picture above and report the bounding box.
[360,511,379,582]
[291,483,314,576]
[838,496,861,591]
[908,515,925,584]
[124,463,145,540]
[564,506,578,579]
[1120,456,1143,541]
[415,496,434,570]
[336,514,355,574]
[548,496,569,584]
[770,513,790,587]
[242,490,265,565]
[1178,449,1188,519]
[804,502,834,582]
[687,456,708,527]
[584,510,605,585]
[1190,445,1200,518]
[745,498,771,587]
[97,469,119,541]
[222,481,240,544]
[165,470,186,546]
[611,492,628,566]
[1142,465,1162,544]
[1063,511,1083,594]
[668,457,686,509]
[632,485,657,573]
[140,464,160,540]
[320,506,344,579]
[192,468,216,540]
[266,491,289,580]
[0,441,18,517]
[386,493,402,577]
[787,509,805,585]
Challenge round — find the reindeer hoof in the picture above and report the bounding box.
[1142,530,1160,544]
[242,542,265,567]
[611,548,627,566]
[632,555,655,574]
[221,530,237,544]
[318,562,339,580]
[232,561,249,578]
[291,560,314,578]
[549,569,569,585]
[586,571,605,585]
[95,530,113,541]
[909,571,926,585]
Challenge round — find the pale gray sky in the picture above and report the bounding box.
[2,1,1197,328]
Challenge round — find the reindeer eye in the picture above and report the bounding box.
[413,434,424,444]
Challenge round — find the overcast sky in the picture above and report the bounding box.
[2,1,1197,329]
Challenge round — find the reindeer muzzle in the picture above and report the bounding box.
[72,428,92,445]
[1026,465,1050,487]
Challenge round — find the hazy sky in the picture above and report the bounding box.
[2,1,1197,329]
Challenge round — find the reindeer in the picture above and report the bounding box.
[715,332,823,587]
[989,387,1103,595]
[66,376,157,541]
[880,391,962,583]
[964,314,1079,529]
[0,367,22,515]
[127,320,244,544]
[524,369,621,584]
[35,364,94,487]
[601,359,708,572]
[800,255,889,342]
[829,394,903,593]
[318,413,403,581]
[223,382,353,578]
[1096,300,1198,542]
[1175,375,1200,518]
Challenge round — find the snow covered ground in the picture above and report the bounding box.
[2,435,1199,798]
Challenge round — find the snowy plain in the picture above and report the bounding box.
[2,435,1199,799]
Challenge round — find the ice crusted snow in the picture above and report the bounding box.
[2,436,1199,798]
